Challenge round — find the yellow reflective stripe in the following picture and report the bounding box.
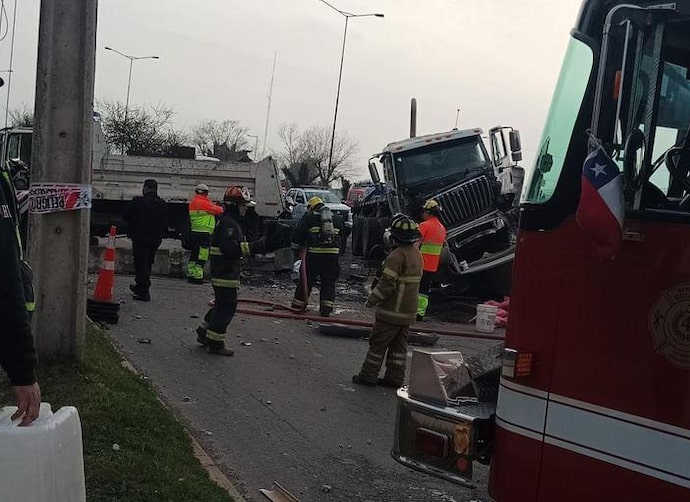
[308,247,340,254]
[211,278,240,288]
[382,267,399,280]
[375,308,416,321]
[206,330,225,342]
[198,247,210,261]
[321,301,335,307]
[398,275,422,284]
[308,227,321,233]
[420,243,443,255]
[210,246,223,256]
[240,242,251,257]
[25,302,36,312]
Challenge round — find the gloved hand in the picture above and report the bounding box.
[365,294,378,309]
[265,223,293,252]
[249,237,267,256]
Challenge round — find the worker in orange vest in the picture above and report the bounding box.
[417,199,446,321]
[187,184,223,284]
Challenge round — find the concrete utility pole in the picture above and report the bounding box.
[28,0,98,361]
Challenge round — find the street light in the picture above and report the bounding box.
[104,46,159,136]
[247,134,259,160]
[317,0,384,173]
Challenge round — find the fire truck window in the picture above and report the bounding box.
[7,134,20,160]
[524,38,593,204]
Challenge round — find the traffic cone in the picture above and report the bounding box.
[87,226,120,324]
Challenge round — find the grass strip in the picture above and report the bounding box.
[1,323,233,502]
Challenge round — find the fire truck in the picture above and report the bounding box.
[393,0,690,499]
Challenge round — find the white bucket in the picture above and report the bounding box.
[476,304,498,333]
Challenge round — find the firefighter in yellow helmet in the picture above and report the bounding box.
[417,199,446,321]
[290,195,345,317]
[353,214,423,387]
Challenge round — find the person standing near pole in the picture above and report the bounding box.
[290,196,344,317]
[187,184,223,284]
[0,167,40,426]
[352,214,422,387]
[123,179,168,301]
[416,199,446,321]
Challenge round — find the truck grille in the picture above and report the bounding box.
[432,175,496,228]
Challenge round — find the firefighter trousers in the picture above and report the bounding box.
[202,286,238,349]
[188,231,211,280]
[417,271,433,318]
[357,318,409,385]
[292,252,340,315]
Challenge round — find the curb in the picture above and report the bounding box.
[115,352,247,501]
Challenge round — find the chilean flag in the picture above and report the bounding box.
[576,141,624,258]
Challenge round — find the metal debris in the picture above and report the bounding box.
[260,481,300,502]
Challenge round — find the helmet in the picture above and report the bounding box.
[388,214,420,244]
[195,183,210,194]
[422,199,442,215]
[307,196,324,211]
[223,185,251,204]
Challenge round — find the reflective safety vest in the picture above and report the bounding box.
[189,194,223,234]
[418,216,446,273]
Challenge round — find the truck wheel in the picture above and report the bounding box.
[352,216,364,257]
[362,218,382,259]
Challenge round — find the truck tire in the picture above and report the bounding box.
[362,218,383,259]
[352,216,364,257]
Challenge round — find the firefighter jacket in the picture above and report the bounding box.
[291,208,344,255]
[419,216,447,272]
[0,170,36,386]
[209,210,268,289]
[366,243,423,326]
[189,193,223,234]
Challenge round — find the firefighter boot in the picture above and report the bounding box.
[195,326,208,346]
[208,340,235,357]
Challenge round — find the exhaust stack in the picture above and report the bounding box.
[410,98,417,138]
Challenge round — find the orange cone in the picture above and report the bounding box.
[93,226,117,302]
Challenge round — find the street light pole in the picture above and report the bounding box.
[104,47,159,151]
[317,1,383,175]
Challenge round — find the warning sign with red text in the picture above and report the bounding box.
[29,183,92,214]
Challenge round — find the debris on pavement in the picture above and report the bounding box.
[241,341,252,346]
[137,338,151,344]
[259,481,300,502]
[182,396,191,402]
[190,314,200,319]
[203,430,213,436]
[321,484,332,493]
[112,444,120,451]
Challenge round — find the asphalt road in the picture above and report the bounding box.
[107,276,496,502]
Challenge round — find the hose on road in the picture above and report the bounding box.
[236,298,505,342]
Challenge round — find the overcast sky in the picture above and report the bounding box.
[1,0,583,179]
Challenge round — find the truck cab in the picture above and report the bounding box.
[356,126,522,295]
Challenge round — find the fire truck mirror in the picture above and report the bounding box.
[368,160,381,185]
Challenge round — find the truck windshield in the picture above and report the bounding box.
[393,136,490,187]
[7,132,32,167]
[305,191,340,204]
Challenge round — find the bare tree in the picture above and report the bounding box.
[275,123,358,186]
[98,100,186,156]
[8,104,34,127]
[191,119,249,157]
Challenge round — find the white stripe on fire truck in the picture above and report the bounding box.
[497,382,690,488]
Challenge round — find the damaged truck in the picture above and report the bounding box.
[351,115,524,297]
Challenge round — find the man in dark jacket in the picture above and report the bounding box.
[0,168,40,426]
[123,179,168,301]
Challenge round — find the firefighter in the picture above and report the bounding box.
[0,167,40,425]
[187,183,223,284]
[352,214,423,387]
[290,196,344,317]
[417,199,447,321]
[194,186,268,356]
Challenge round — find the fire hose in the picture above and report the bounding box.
[235,247,505,342]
